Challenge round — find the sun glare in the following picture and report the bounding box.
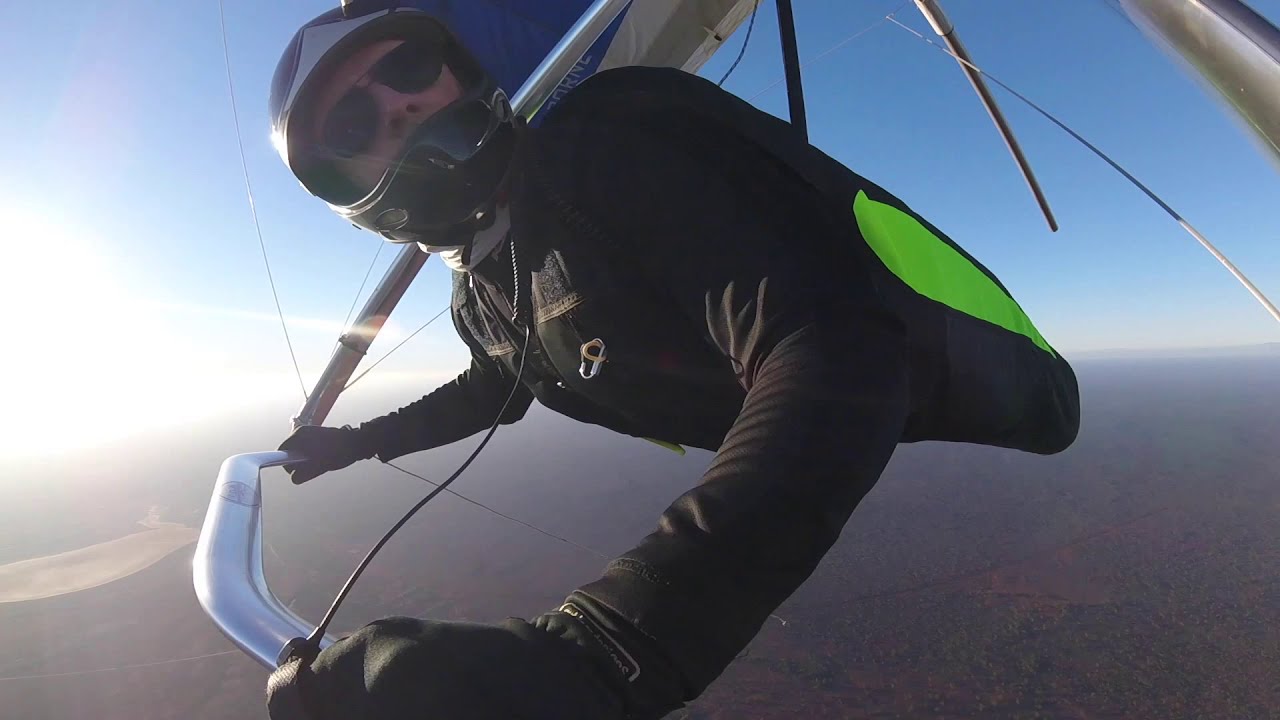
[0,211,460,461]
[0,214,263,459]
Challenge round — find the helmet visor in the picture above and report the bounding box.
[286,20,496,208]
[318,37,446,160]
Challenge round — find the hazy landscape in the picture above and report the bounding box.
[2,349,1277,719]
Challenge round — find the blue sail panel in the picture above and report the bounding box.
[404,0,755,115]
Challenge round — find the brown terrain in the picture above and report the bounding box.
[1,352,1277,719]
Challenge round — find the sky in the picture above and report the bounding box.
[0,0,1278,457]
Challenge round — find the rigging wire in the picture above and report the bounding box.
[340,241,386,331]
[717,0,760,87]
[886,16,1280,325]
[326,240,388,362]
[0,650,240,683]
[343,304,451,390]
[386,461,609,560]
[339,294,608,559]
[746,2,909,103]
[339,298,606,557]
[1098,0,1136,26]
[216,0,308,401]
[308,328,534,645]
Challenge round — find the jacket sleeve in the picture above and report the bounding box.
[360,341,534,463]
[539,112,911,706]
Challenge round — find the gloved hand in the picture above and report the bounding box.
[278,425,377,485]
[265,603,686,720]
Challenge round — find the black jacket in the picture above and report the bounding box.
[358,66,1080,708]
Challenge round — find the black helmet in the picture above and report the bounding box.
[269,0,518,246]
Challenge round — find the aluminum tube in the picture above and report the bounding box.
[1119,0,1280,167]
[292,244,428,428]
[775,0,809,141]
[914,0,1059,231]
[194,452,339,669]
[510,0,634,119]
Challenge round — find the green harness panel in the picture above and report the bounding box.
[852,191,1055,357]
[643,437,687,455]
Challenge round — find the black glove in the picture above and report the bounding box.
[265,603,687,720]
[277,425,377,485]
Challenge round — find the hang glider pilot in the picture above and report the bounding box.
[266,3,1081,718]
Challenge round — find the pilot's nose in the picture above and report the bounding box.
[367,83,428,140]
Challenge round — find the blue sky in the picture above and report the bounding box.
[1,0,1278,453]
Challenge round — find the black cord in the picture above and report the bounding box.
[718,0,760,87]
[304,324,532,647]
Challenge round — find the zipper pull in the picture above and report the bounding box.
[579,338,607,379]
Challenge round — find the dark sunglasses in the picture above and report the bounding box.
[321,38,446,159]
